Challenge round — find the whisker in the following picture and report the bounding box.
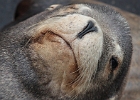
[24,37,33,48]
[70,67,81,74]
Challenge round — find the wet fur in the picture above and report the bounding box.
[0,2,132,100]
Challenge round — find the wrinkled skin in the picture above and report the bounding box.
[0,0,133,100]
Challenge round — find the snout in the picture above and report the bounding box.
[28,13,103,96]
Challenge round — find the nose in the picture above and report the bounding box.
[77,21,98,39]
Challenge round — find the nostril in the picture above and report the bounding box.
[77,21,98,39]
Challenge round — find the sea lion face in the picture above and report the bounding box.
[1,4,132,100]
[25,4,132,99]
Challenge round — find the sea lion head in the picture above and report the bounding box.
[1,4,132,100]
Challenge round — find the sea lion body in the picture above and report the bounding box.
[0,1,132,100]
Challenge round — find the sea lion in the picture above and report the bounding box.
[0,1,132,100]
